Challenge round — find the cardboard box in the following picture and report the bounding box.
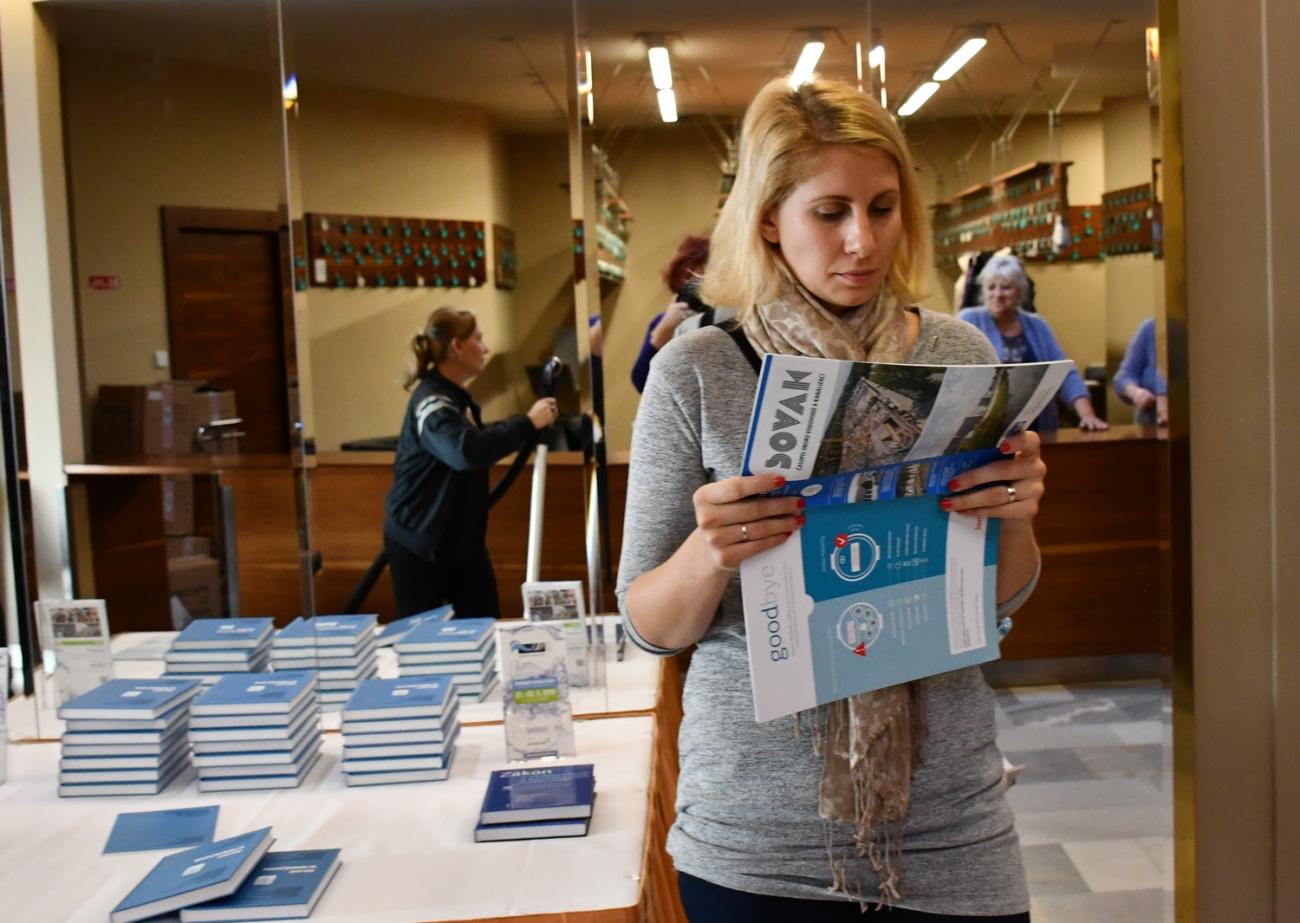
[143,380,204,455]
[160,475,195,536]
[167,554,222,620]
[166,535,212,559]
[92,385,147,457]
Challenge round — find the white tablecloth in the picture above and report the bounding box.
[0,716,654,922]
[6,616,661,740]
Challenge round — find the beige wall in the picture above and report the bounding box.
[599,128,721,454]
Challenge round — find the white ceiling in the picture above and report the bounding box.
[47,0,1158,131]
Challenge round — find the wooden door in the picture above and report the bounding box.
[162,206,291,454]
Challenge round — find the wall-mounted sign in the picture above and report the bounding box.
[88,275,121,290]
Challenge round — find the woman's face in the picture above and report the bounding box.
[453,328,489,376]
[983,277,1021,315]
[759,145,903,312]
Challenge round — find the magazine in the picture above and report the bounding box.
[739,355,1070,721]
[34,599,115,706]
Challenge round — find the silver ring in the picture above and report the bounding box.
[1006,485,1017,504]
[740,523,749,542]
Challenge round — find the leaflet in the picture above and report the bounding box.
[740,355,1070,721]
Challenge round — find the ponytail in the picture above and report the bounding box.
[404,306,477,389]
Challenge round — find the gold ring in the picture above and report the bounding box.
[1006,485,1017,504]
[740,523,749,542]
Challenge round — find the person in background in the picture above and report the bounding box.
[630,235,711,393]
[619,76,1039,921]
[958,253,1108,431]
[1114,316,1168,426]
[383,307,557,618]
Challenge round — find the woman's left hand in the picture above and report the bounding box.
[941,431,1046,521]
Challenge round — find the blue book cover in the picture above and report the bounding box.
[474,816,590,842]
[178,849,342,922]
[110,827,274,923]
[479,763,596,824]
[172,618,274,650]
[190,672,316,716]
[57,679,201,720]
[302,614,378,646]
[272,617,313,647]
[375,605,454,646]
[342,676,454,720]
[397,617,495,653]
[103,805,220,854]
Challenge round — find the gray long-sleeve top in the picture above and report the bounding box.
[616,311,1036,915]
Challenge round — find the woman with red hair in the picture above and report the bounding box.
[630,235,711,393]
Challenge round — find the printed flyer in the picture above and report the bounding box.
[739,355,1070,722]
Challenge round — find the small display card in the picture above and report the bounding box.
[498,622,575,762]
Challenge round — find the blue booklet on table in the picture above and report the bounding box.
[397,617,494,653]
[172,618,274,650]
[57,679,201,721]
[103,805,220,854]
[375,605,454,647]
[178,849,341,922]
[474,815,590,842]
[190,672,317,717]
[342,676,454,720]
[300,614,378,647]
[110,827,273,923]
[479,763,595,825]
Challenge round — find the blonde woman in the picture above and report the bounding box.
[617,78,1039,920]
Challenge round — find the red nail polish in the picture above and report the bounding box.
[947,478,960,492]
[939,498,953,511]
[797,498,806,509]
[999,441,1012,454]
[774,476,787,488]
[795,515,806,526]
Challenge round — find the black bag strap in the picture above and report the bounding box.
[698,307,716,329]
[719,319,762,375]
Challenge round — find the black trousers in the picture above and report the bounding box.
[384,534,501,619]
[677,873,1031,922]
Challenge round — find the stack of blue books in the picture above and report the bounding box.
[473,763,596,842]
[162,618,274,687]
[57,679,201,797]
[338,676,459,786]
[374,604,454,648]
[270,615,378,709]
[395,617,499,702]
[187,672,321,793]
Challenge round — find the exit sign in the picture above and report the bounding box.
[88,275,121,290]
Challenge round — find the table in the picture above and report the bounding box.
[0,718,655,923]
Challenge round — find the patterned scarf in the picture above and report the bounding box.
[742,272,925,906]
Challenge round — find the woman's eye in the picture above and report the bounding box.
[870,203,896,217]
[814,209,846,222]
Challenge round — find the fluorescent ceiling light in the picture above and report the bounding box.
[586,91,595,126]
[648,45,672,90]
[578,49,593,94]
[282,72,299,110]
[897,80,940,117]
[789,39,825,88]
[932,37,987,81]
[657,88,678,123]
[868,44,885,69]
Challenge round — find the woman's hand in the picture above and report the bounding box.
[649,299,694,349]
[1126,384,1158,411]
[692,474,804,572]
[526,398,559,430]
[1073,397,1110,431]
[941,431,1046,521]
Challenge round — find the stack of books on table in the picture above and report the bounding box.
[109,825,341,923]
[188,671,321,793]
[373,604,454,648]
[271,615,378,709]
[57,678,201,797]
[395,616,499,702]
[474,763,596,842]
[339,676,459,786]
[162,618,274,687]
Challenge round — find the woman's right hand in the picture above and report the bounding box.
[692,474,804,572]
[649,299,694,349]
[527,398,559,430]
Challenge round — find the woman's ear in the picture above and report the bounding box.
[758,209,781,245]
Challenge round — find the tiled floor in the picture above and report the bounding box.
[995,680,1174,922]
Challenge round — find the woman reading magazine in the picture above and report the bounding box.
[616,78,1043,921]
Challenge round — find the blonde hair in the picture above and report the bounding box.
[404,306,477,389]
[701,77,928,314]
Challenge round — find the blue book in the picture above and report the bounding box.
[271,617,314,648]
[179,849,342,922]
[375,605,454,647]
[57,679,201,721]
[397,617,495,653]
[109,827,274,923]
[190,672,317,717]
[172,618,274,651]
[301,614,378,647]
[342,676,454,720]
[103,805,220,854]
[474,815,591,842]
[479,763,596,824]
